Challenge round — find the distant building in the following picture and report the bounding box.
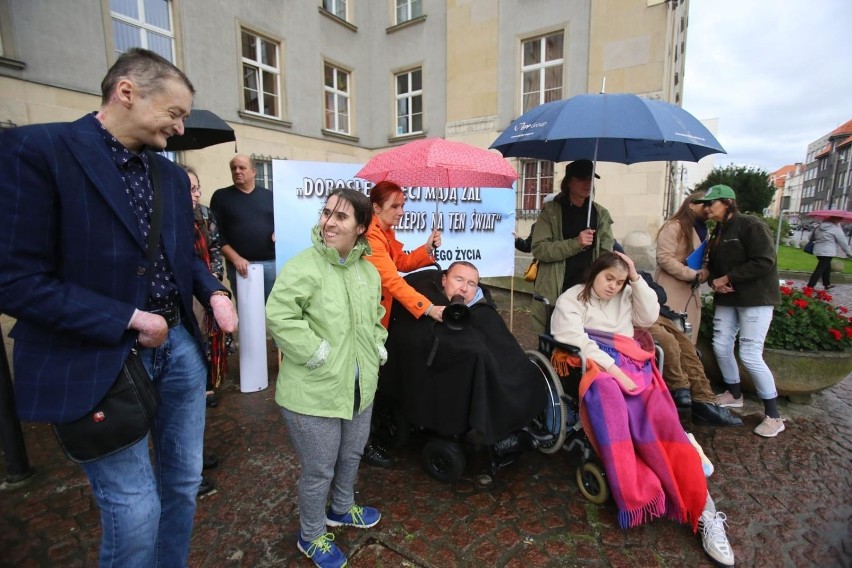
[801,119,852,213]
[767,164,798,218]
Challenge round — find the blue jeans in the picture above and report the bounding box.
[81,324,207,567]
[226,259,276,305]
[712,305,778,399]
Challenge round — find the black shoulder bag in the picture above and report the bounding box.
[52,154,164,463]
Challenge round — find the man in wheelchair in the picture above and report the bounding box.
[379,261,554,466]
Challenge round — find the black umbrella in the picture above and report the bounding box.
[165,109,236,151]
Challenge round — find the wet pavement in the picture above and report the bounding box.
[1,277,851,567]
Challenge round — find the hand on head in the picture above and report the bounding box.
[612,250,639,281]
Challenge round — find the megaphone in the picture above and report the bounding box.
[443,295,470,331]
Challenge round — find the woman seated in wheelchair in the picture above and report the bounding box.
[549,251,735,567]
[381,261,556,466]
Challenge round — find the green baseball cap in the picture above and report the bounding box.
[696,184,736,202]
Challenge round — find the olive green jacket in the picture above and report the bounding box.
[530,195,614,331]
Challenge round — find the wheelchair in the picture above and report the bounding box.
[523,294,667,504]
[370,269,568,484]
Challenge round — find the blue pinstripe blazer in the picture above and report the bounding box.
[0,115,226,422]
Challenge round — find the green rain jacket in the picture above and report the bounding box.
[266,226,387,419]
[530,194,614,331]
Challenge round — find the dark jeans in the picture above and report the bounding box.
[807,256,833,288]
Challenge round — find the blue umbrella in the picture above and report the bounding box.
[489,93,725,224]
[490,93,725,164]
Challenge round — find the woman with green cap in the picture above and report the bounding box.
[698,185,784,438]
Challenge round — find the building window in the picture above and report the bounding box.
[521,32,564,113]
[323,0,347,20]
[395,68,422,136]
[324,63,350,134]
[518,160,554,216]
[253,156,274,191]
[396,0,422,24]
[241,30,280,118]
[111,0,174,62]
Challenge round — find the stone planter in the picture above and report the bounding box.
[697,337,852,403]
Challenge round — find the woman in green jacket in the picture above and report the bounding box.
[530,160,614,332]
[266,188,388,568]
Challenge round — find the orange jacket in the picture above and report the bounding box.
[365,217,434,329]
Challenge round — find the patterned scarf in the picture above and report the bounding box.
[194,221,229,388]
[551,329,706,531]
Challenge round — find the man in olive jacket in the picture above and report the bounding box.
[530,160,614,332]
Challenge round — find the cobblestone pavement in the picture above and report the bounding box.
[1,278,851,568]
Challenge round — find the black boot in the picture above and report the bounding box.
[670,388,692,409]
[362,443,392,468]
[692,401,743,426]
[492,432,525,455]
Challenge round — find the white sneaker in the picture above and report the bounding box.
[753,416,785,438]
[686,433,714,477]
[715,391,743,408]
[699,510,735,567]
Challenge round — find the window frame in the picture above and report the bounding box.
[323,0,348,21]
[520,31,565,113]
[253,156,274,191]
[323,62,351,135]
[240,28,282,120]
[395,0,422,25]
[517,159,554,217]
[394,68,423,137]
[110,0,175,62]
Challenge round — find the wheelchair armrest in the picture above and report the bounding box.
[538,334,581,356]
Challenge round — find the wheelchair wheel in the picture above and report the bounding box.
[421,439,466,484]
[576,462,609,504]
[525,350,568,454]
[371,394,410,449]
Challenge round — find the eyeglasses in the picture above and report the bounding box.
[190,185,201,194]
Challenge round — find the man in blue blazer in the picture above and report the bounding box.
[0,48,238,566]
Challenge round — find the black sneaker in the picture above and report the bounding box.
[203,453,219,470]
[362,443,392,468]
[198,476,215,496]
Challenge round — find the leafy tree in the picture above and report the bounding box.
[695,165,775,213]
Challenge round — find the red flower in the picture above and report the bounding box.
[803,287,814,297]
[780,286,793,296]
[786,280,794,285]
[788,309,795,316]
[845,327,852,338]
[829,328,842,340]
[793,299,809,309]
[841,306,849,314]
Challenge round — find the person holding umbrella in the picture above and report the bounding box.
[530,160,614,332]
[360,181,443,467]
[806,215,851,290]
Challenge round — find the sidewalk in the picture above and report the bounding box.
[2,287,851,567]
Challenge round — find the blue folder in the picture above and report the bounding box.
[685,240,707,270]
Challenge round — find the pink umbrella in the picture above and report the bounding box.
[355,137,518,190]
[806,210,852,222]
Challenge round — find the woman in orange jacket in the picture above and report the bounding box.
[366,181,445,329]
[362,181,444,467]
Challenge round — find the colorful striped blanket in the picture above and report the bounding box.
[551,328,706,531]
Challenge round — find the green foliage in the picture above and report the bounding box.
[700,285,852,352]
[758,215,792,243]
[695,164,775,213]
